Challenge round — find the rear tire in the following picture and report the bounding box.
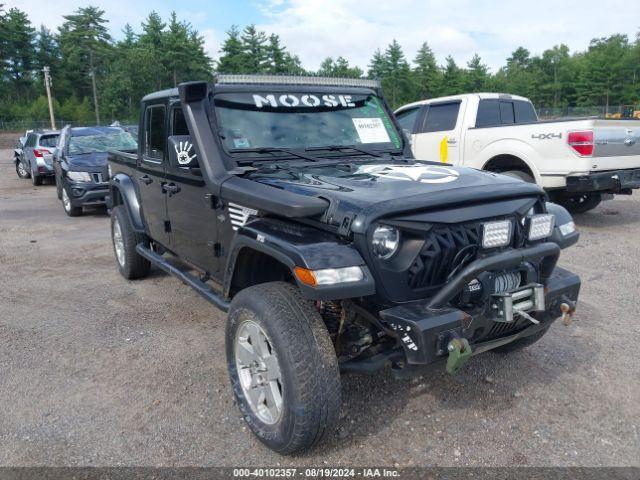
[226,282,341,454]
[32,174,43,186]
[110,205,151,280]
[501,170,535,183]
[493,326,550,353]
[557,193,602,214]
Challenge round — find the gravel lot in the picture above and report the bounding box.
[0,146,639,467]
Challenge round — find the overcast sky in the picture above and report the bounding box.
[8,0,640,72]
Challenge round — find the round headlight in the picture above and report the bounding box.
[372,225,400,259]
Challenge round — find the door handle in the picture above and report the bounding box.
[162,183,181,195]
[139,174,153,185]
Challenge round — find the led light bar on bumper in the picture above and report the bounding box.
[482,220,513,249]
[528,214,555,241]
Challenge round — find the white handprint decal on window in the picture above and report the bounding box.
[175,140,196,165]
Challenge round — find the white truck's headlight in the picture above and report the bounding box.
[66,171,92,182]
[558,220,576,236]
[482,220,512,248]
[372,225,400,259]
[528,214,555,241]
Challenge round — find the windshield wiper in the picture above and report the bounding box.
[228,147,321,163]
[304,145,382,157]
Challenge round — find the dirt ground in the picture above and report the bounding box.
[0,146,638,467]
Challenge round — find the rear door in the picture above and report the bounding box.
[164,104,221,277]
[411,100,463,164]
[138,103,171,247]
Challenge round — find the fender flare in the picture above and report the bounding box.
[109,173,145,232]
[477,140,543,185]
[223,218,375,301]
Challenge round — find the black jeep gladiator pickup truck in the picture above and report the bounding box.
[107,75,581,454]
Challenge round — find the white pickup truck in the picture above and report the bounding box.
[395,93,640,213]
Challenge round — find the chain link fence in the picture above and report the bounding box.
[538,105,640,120]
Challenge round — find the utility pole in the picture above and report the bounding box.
[89,50,100,125]
[43,66,56,130]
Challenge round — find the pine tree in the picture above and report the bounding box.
[317,56,363,78]
[217,25,244,73]
[441,56,463,95]
[1,8,37,99]
[240,25,268,72]
[413,42,441,99]
[464,54,489,91]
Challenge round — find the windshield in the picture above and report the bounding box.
[69,131,137,155]
[213,92,402,154]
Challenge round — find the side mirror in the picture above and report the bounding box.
[168,135,198,168]
[546,202,579,249]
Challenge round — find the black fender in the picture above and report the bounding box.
[109,173,145,232]
[223,217,375,301]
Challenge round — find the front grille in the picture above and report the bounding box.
[91,172,106,184]
[408,223,482,290]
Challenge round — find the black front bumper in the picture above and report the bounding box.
[566,168,640,193]
[67,183,110,207]
[378,265,580,367]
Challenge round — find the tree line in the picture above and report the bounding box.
[2,4,640,127]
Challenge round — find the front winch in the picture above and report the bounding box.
[491,284,545,323]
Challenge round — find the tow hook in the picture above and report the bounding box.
[446,338,472,374]
[560,299,576,326]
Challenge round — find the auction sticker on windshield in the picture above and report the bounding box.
[352,118,391,144]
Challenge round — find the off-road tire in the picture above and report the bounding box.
[226,282,341,454]
[557,193,602,214]
[493,326,550,353]
[502,170,535,183]
[16,161,30,179]
[110,205,151,280]
[61,186,82,217]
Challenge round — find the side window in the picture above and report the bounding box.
[420,102,460,133]
[144,105,166,160]
[172,107,189,136]
[514,100,537,123]
[476,99,501,127]
[499,101,515,125]
[395,107,420,133]
[25,134,36,148]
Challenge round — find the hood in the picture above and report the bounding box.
[66,152,109,169]
[249,160,545,223]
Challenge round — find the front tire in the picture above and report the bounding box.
[226,282,341,454]
[61,186,82,217]
[110,205,151,280]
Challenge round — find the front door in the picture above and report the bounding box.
[164,105,221,277]
[412,100,463,165]
[138,103,170,247]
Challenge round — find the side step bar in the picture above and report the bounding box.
[135,243,230,312]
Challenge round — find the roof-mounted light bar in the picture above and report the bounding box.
[214,74,380,89]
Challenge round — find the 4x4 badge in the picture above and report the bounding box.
[175,141,196,165]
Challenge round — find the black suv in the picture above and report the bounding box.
[107,76,581,454]
[54,126,137,216]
